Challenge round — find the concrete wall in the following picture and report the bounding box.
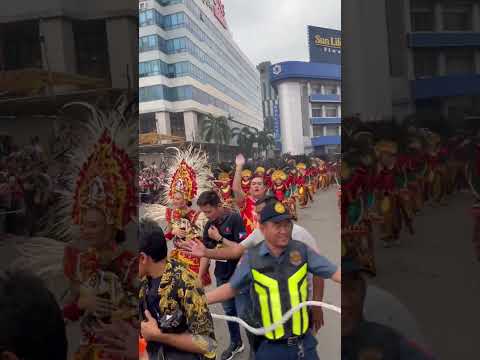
[0,0,136,22]
[277,81,304,155]
[342,0,394,121]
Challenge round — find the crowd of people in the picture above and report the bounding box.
[139,163,165,203]
[138,145,341,360]
[341,117,478,277]
[0,134,53,236]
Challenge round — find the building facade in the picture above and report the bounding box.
[343,0,480,123]
[139,0,263,143]
[0,0,137,91]
[269,27,341,156]
[257,61,278,132]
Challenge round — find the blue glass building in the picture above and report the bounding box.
[139,0,263,142]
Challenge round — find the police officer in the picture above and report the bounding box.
[342,257,435,360]
[206,200,341,360]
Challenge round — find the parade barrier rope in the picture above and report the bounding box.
[211,301,341,336]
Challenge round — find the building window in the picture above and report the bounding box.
[324,85,338,95]
[3,20,42,70]
[413,49,437,78]
[311,104,323,117]
[311,84,322,94]
[325,125,339,136]
[445,49,474,75]
[140,113,157,134]
[410,0,435,31]
[73,20,110,80]
[325,105,338,117]
[170,112,185,138]
[443,2,473,31]
[312,125,323,137]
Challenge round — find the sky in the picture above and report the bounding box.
[223,0,341,66]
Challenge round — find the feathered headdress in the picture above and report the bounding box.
[163,145,212,203]
[46,96,137,241]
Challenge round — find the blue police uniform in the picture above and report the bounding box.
[229,239,338,360]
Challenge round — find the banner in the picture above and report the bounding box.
[308,26,341,65]
[273,101,281,150]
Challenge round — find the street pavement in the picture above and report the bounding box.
[207,188,341,360]
[371,191,480,359]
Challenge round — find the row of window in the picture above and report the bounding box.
[414,48,478,78]
[139,84,262,127]
[140,7,258,89]
[310,83,340,95]
[312,124,341,137]
[139,35,259,108]
[139,59,253,107]
[179,0,259,83]
[311,104,340,118]
[411,0,479,32]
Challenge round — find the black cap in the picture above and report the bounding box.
[139,229,167,262]
[260,201,292,224]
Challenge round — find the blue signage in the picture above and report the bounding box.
[308,26,341,65]
[272,100,281,150]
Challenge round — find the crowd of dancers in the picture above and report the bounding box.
[341,117,480,275]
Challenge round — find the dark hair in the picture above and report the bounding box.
[255,195,277,206]
[251,175,265,184]
[197,190,221,208]
[140,229,168,262]
[0,271,68,360]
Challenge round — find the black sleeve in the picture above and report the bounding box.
[232,213,247,243]
[202,221,210,244]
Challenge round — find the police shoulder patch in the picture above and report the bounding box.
[289,250,303,266]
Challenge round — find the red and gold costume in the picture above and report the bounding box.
[213,171,235,210]
[271,169,297,221]
[58,99,138,360]
[240,195,258,236]
[240,168,253,194]
[296,163,312,208]
[163,146,212,286]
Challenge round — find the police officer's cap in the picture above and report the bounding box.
[260,201,292,224]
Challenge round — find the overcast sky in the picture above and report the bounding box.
[223,0,341,66]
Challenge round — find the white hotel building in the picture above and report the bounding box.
[139,0,263,142]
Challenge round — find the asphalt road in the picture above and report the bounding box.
[371,191,480,359]
[207,188,341,360]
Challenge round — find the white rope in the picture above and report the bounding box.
[211,301,341,336]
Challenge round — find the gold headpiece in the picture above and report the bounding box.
[218,172,231,182]
[72,130,136,230]
[255,166,265,175]
[271,169,288,182]
[241,169,253,178]
[296,163,307,170]
[374,141,398,155]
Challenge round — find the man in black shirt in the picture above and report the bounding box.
[197,190,246,360]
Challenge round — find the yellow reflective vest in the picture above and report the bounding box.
[249,240,310,340]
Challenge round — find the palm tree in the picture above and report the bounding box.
[201,114,231,162]
[256,130,276,158]
[232,126,256,158]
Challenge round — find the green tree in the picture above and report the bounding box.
[201,114,231,162]
[256,130,276,158]
[232,126,256,158]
